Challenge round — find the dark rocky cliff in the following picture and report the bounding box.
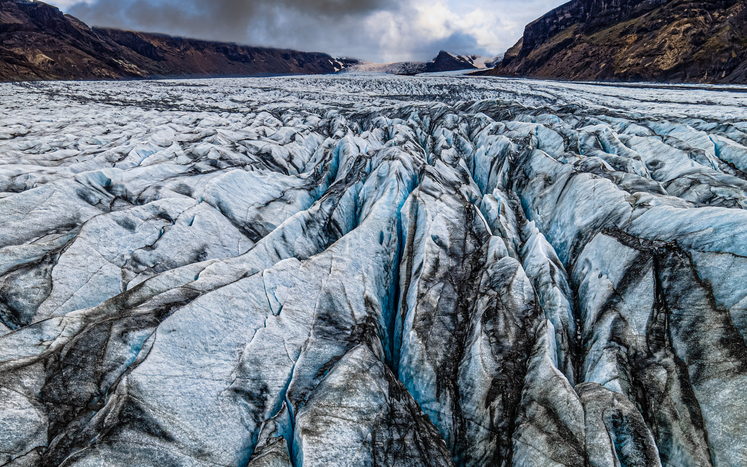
[0,0,352,82]
[520,0,670,54]
[490,0,747,83]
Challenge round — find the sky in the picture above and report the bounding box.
[48,0,568,63]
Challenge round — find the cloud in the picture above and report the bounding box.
[65,0,400,60]
[53,0,569,62]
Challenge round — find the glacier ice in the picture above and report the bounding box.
[1,75,747,466]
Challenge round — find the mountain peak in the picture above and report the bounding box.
[429,50,478,71]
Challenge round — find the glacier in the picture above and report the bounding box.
[1,75,747,466]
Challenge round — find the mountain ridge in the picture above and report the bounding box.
[0,0,355,81]
[489,0,747,83]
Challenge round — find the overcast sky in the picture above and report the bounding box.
[48,0,567,63]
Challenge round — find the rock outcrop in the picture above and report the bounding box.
[489,0,747,83]
[0,0,353,82]
[1,74,747,466]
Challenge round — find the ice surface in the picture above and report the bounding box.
[1,75,747,466]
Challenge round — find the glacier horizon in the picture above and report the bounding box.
[1,75,747,466]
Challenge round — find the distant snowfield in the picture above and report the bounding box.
[2,74,747,466]
[348,53,497,75]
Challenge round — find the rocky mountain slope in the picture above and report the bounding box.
[0,0,352,82]
[350,51,494,75]
[1,75,747,466]
[489,0,747,83]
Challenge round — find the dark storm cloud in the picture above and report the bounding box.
[69,0,398,52]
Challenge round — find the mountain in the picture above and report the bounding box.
[350,50,495,75]
[0,0,355,82]
[489,0,747,83]
[426,51,482,73]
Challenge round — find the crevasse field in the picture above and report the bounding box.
[2,75,747,466]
